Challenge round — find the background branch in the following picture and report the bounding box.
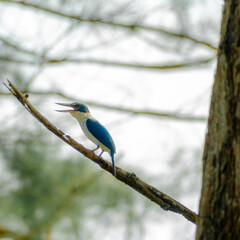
[3,79,198,225]
[0,56,215,71]
[0,91,207,122]
[0,35,37,56]
[1,0,217,51]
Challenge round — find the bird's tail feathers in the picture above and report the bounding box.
[110,150,116,176]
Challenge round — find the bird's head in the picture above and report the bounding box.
[55,102,90,119]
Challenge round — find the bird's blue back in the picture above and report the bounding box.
[86,118,116,153]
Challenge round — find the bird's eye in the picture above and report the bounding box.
[73,103,80,108]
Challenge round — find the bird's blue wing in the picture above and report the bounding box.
[86,118,116,153]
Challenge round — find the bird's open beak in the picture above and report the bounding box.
[55,103,75,113]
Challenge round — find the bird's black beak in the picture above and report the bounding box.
[55,102,75,113]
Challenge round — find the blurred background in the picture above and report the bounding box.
[0,0,221,239]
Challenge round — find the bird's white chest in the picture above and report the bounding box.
[70,111,110,152]
[77,118,110,152]
[79,119,94,140]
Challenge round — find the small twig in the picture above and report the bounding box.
[3,80,198,224]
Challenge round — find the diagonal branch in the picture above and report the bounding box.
[3,80,198,224]
[1,0,217,51]
[0,35,38,56]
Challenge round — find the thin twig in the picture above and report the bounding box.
[3,80,198,225]
[0,35,37,56]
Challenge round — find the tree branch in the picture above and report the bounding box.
[0,35,38,56]
[0,90,207,122]
[3,80,198,224]
[44,57,216,70]
[1,0,217,51]
[0,55,215,71]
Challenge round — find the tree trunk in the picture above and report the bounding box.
[196,0,240,239]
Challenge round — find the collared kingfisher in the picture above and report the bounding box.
[56,102,116,176]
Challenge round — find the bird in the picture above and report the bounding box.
[55,102,116,176]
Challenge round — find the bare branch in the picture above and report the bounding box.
[3,80,198,224]
[1,0,217,51]
[45,57,216,70]
[0,56,215,71]
[0,35,37,56]
[0,90,207,121]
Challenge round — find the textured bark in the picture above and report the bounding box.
[196,0,240,239]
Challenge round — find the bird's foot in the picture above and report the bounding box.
[99,150,104,157]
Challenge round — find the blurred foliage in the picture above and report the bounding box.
[0,122,151,240]
[161,147,202,198]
